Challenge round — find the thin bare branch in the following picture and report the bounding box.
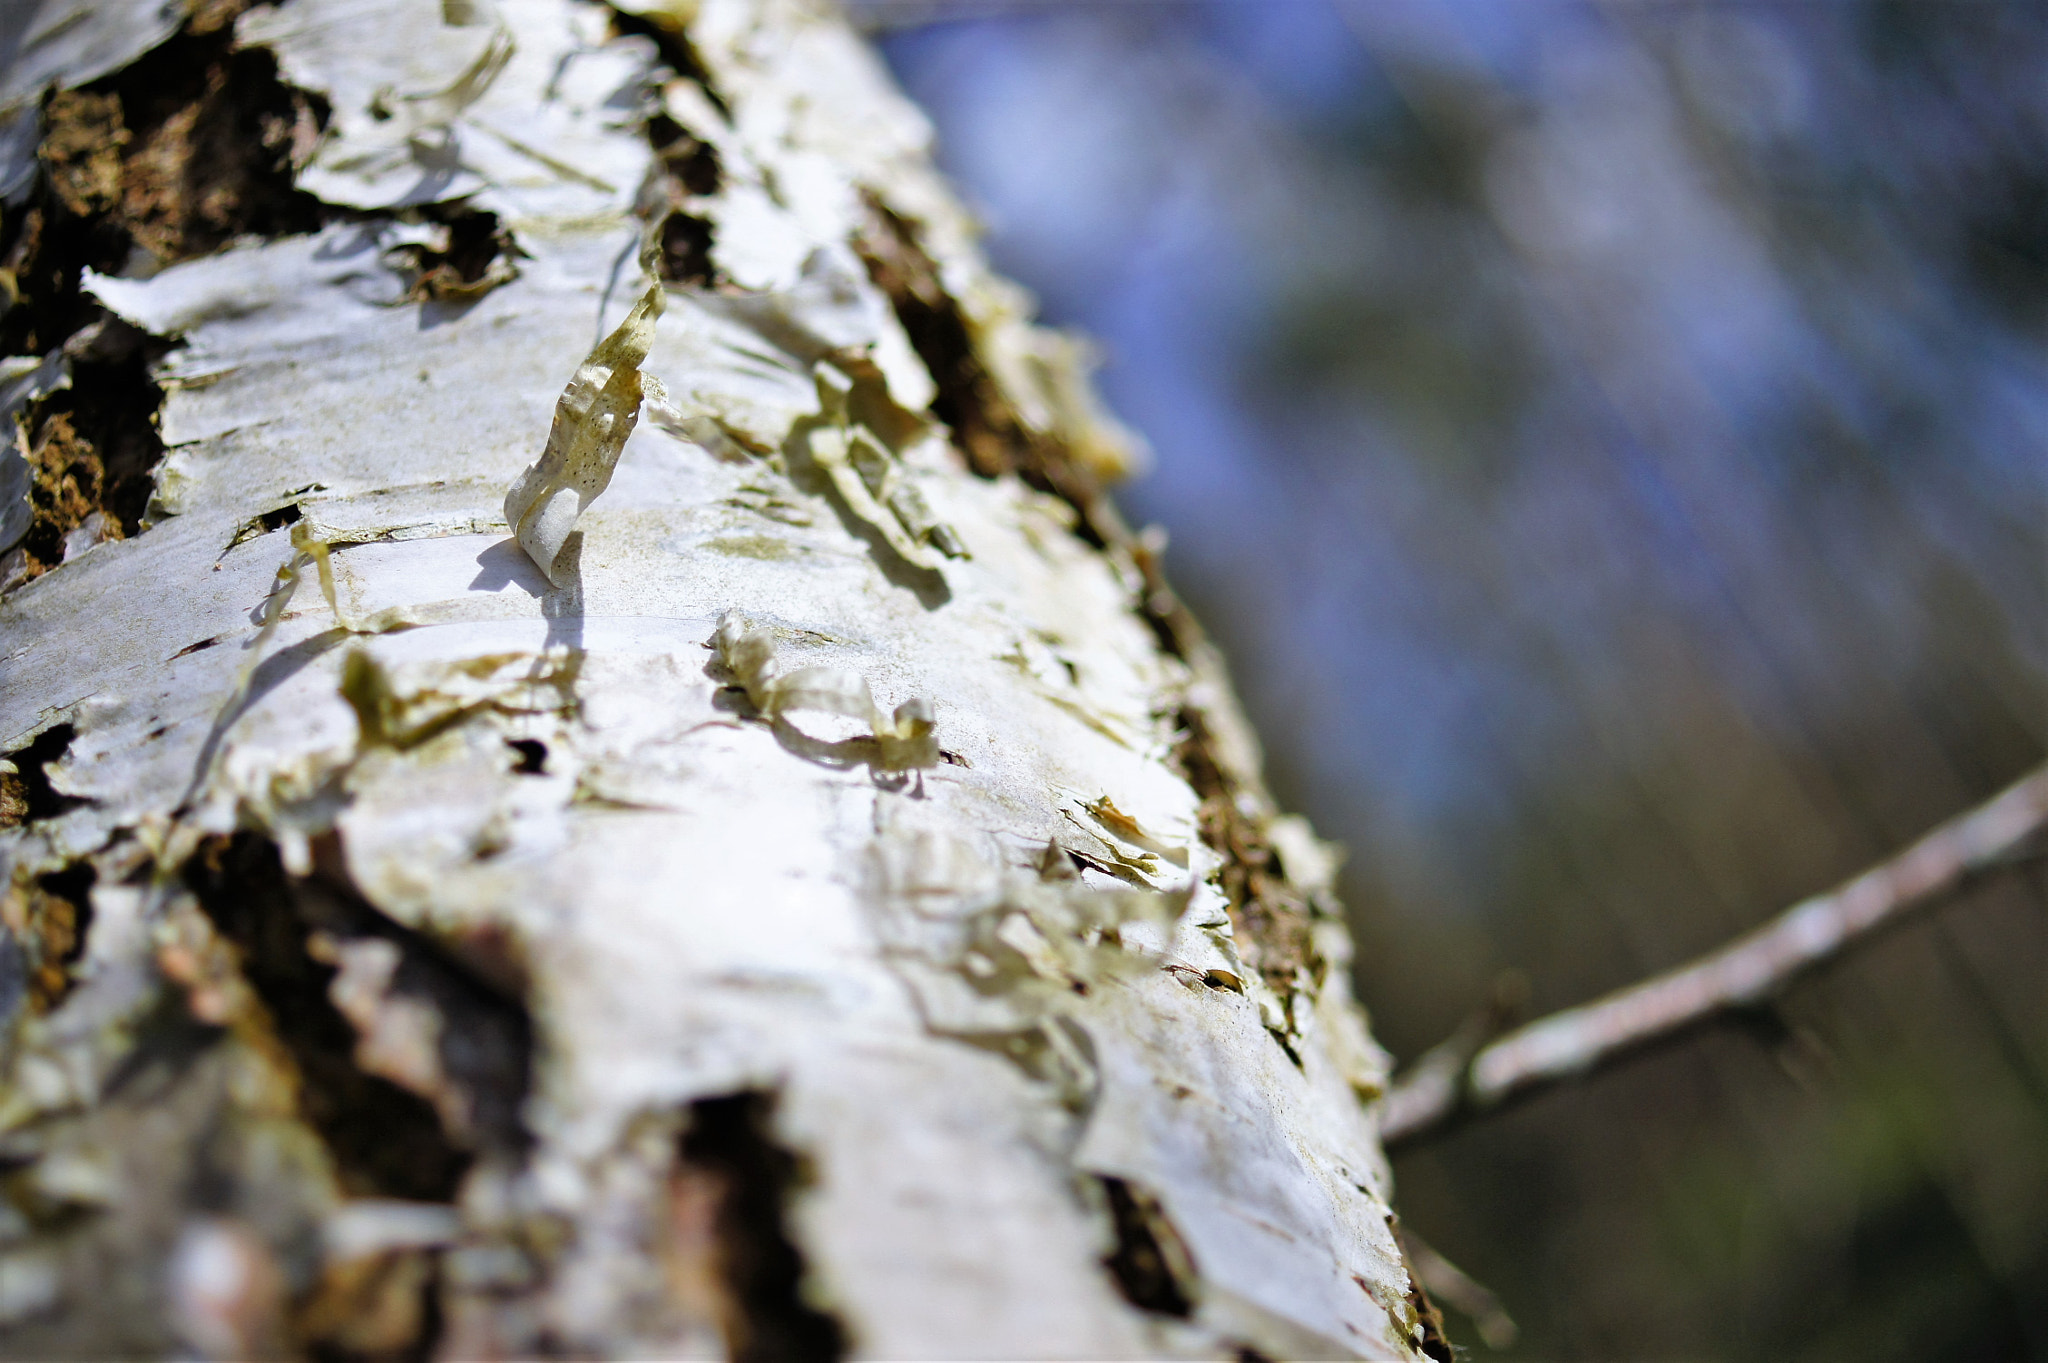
[1395,1223,1519,1351]
[845,0,1069,36]
[1378,763,2048,1149]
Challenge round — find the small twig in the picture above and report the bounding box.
[1371,974,1527,1154]
[1395,1224,1519,1351]
[1378,764,2048,1149]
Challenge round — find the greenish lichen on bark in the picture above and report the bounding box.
[851,194,1330,1012]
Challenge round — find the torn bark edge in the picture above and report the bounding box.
[851,197,1328,1018]
[1344,1213,1454,1363]
[1402,1268,1456,1363]
[1095,1174,1200,1319]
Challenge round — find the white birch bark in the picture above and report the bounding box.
[0,1,1435,1357]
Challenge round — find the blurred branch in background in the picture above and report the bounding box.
[1381,765,2048,1148]
[849,0,1064,34]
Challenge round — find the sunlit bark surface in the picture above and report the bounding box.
[0,1,1433,1357]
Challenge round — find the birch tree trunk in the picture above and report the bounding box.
[0,2,1439,1357]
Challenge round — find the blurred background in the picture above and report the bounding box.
[845,1,2047,1358]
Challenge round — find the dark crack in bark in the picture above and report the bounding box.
[175,834,539,1360]
[671,1091,848,1363]
[648,112,723,197]
[607,7,729,121]
[387,206,522,305]
[184,833,533,1202]
[0,722,92,828]
[1097,1175,1200,1318]
[613,0,732,293]
[854,196,1327,1008]
[655,207,716,287]
[0,1002,325,1361]
[854,194,1065,489]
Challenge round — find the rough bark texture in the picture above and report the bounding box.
[0,1,1433,1357]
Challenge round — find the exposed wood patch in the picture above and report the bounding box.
[2,2,329,588]
[5,322,166,586]
[0,723,92,829]
[5,5,325,353]
[0,859,96,1014]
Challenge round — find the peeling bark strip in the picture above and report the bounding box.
[0,0,1427,1357]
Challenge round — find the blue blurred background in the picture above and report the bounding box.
[850,1,2047,1357]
